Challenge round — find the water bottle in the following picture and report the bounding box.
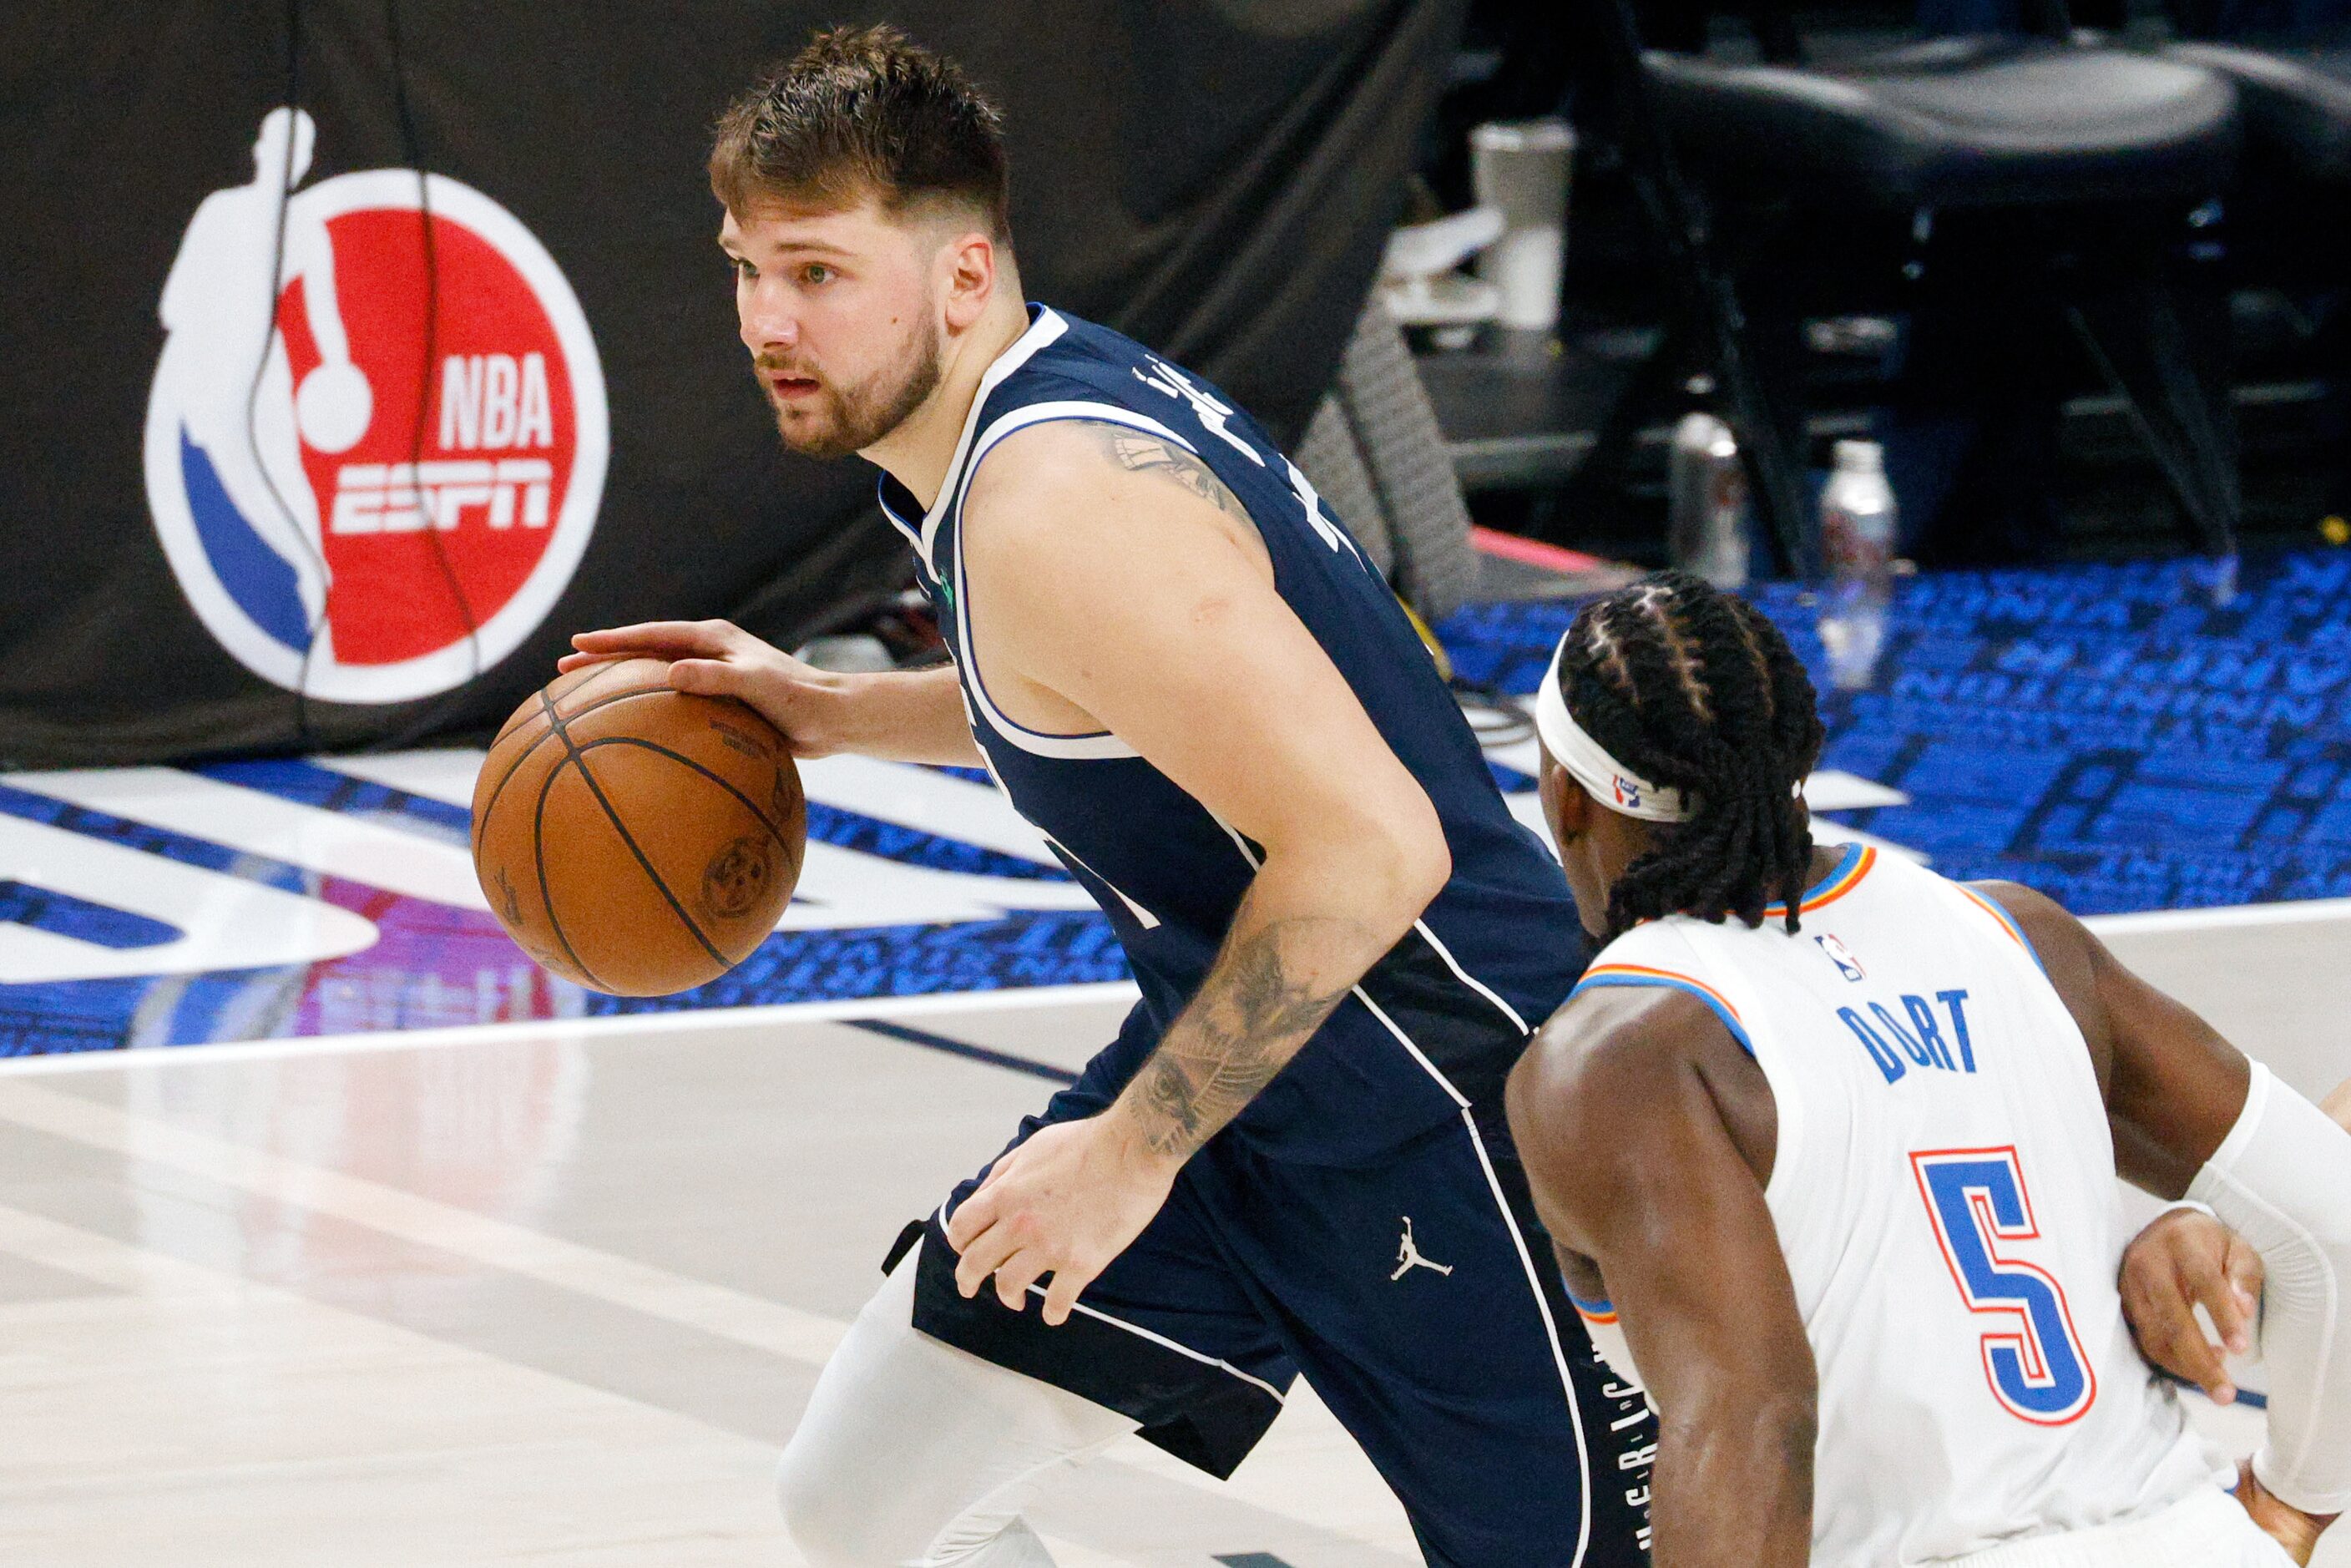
[1817,439,1895,691]
[1667,412,1750,589]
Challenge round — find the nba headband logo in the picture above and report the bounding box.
[1533,641,1696,824]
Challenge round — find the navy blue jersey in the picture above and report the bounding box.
[877,306,1581,1161]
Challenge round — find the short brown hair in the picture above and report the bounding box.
[709,25,1011,240]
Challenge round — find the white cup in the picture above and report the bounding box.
[1471,119,1575,332]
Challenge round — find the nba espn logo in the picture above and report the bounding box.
[143,108,608,705]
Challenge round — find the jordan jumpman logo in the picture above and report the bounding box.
[1391,1216,1454,1281]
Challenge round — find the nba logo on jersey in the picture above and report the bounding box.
[1816,932,1867,981]
[144,108,608,704]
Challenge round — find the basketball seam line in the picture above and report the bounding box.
[485,678,671,820]
[478,682,676,835]
[573,736,796,852]
[537,690,733,973]
[493,660,637,746]
[530,688,611,992]
[569,735,800,953]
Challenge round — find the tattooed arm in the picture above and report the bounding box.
[1119,910,1360,1160]
[940,417,1451,1322]
[1097,427,1259,528]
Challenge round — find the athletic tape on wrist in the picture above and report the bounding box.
[1533,640,1696,823]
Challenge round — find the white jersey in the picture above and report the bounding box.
[1580,844,2225,1565]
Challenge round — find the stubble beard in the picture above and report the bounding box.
[766,313,943,461]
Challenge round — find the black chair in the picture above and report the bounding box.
[2161,21,2351,518]
[2167,36,2351,189]
[1581,0,2247,585]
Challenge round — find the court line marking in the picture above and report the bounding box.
[0,1200,845,1564]
[846,1018,1079,1085]
[7,896,2348,1077]
[0,981,1143,1077]
[0,1076,853,1366]
[2081,897,2351,936]
[0,1075,1411,1556]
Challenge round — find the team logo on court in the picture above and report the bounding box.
[144,108,607,704]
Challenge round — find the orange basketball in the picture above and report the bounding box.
[471,657,806,996]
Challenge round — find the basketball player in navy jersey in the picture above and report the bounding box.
[569,27,1652,1565]
[562,27,2264,1566]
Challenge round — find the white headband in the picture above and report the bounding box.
[1533,640,1696,823]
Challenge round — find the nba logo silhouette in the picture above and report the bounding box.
[1816,932,1867,982]
[144,109,608,704]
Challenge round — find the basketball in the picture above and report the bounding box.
[470,657,806,996]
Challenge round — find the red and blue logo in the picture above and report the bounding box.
[1815,931,1867,981]
[143,109,607,704]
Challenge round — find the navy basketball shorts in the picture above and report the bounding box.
[899,1080,1658,1567]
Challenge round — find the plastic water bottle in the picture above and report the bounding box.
[1817,440,1895,691]
[1667,412,1750,589]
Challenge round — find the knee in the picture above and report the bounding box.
[776,1434,906,1568]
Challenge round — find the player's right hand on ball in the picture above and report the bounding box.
[559,620,857,758]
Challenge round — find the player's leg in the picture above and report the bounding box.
[781,1101,1295,1567]
[1194,1103,1657,1567]
[776,1250,1137,1568]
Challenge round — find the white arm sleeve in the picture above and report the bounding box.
[2188,1061,2351,1515]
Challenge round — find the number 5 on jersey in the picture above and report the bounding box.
[1912,1148,2098,1426]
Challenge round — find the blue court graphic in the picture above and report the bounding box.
[6,547,2351,1058]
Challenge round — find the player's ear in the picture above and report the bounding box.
[1539,754,1591,852]
[940,230,995,332]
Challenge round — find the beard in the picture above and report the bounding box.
[757,313,942,460]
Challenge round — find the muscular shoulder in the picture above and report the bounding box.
[961,419,1259,549]
[1515,985,1724,1118]
[1508,985,1777,1238]
[1965,881,2101,1022]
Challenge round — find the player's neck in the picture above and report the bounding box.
[862,288,1033,509]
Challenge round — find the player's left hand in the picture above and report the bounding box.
[945,1115,1181,1327]
[2117,1205,2263,1403]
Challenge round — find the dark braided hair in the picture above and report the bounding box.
[1554,570,1826,939]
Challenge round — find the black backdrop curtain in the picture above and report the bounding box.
[0,0,1463,766]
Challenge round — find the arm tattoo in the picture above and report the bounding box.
[1122,917,1358,1161]
[1092,426,1256,527]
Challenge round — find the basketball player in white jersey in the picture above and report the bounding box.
[1505,571,2350,1566]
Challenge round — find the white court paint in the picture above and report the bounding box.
[3,744,1924,978]
[3,896,2342,1077]
[0,1066,1404,1556]
[0,814,378,984]
[321,746,1062,866]
[0,750,1095,986]
[781,839,1098,929]
[326,746,1097,929]
[16,765,489,909]
[0,1076,852,1367]
[0,980,1144,1077]
[2083,896,2351,936]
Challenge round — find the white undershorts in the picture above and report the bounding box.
[1927,1484,2300,1568]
